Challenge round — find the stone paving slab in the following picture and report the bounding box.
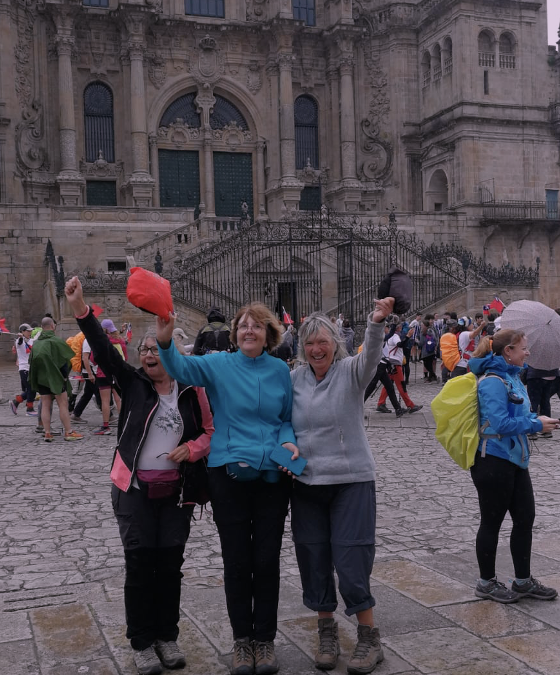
[1,365,560,674]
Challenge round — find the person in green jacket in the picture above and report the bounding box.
[29,316,84,442]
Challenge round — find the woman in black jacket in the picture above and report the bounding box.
[65,277,214,675]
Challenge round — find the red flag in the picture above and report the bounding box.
[282,307,294,324]
[0,318,10,333]
[91,303,104,318]
[489,296,505,314]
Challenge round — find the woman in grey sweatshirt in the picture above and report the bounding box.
[279,298,393,675]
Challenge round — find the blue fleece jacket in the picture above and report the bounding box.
[158,342,296,471]
[468,353,542,468]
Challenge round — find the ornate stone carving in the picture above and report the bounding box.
[276,53,294,72]
[189,34,225,87]
[296,159,329,185]
[15,99,49,176]
[80,152,124,178]
[212,121,253,146]
[246,0,266,21]
[14,0,36,109]
[246,61,262,94]
[148,53,167,89]
[157,121,201,145]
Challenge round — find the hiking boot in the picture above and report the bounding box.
[25,409,38,416]
[44,433,55,443]
[315,618,340,671]
[253,640,278,675]
[538,432,553,439]
[231,638,254,675]
[475,578,519,603]
[395,407,406,418]
[64,430,84,441]
[132,646,163,675]
[376,404,392,414]
[408,405,423,414]
[347,625,384,674]
[93,425,112,435]
[70,414,87,424]
[154,640,186,669]
[9,400,18,415]
[511,576,558,600]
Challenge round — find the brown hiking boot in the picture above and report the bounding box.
[314,618,340,670]
[231,638,254,675]
[253,640,278,675]
[347,625,384,674]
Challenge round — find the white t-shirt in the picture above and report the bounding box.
[137,383,184,471]
[458,331,474,368]
[386,333,404,365]
[81,338,97,374]
[15,337,34,371]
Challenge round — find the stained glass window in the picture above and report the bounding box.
[160,93,201,128]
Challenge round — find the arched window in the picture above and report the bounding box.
[160,93,201,128]
[293,0,315,26]
[421,52,431,87]
[499,33,516,69]
[426,169,448,211]
[294,95,319,169]
[84,82,115,163]
[478,31,495,67]
[210,96,248,130]
[432,44,442,81]
[443,37,453,75]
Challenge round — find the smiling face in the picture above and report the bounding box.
[139,337,168,382]
[303,328,336,380]
[504,336,529,368]
[236,312,267,358]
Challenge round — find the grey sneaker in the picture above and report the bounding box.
[527,433,538,440]
[395,407,406,418]
[376,404,392,414]
[511,576,558,600]
[231,637,254,675]
[315,618,340,670]
[475,578,519,603]
[154,640,186,669]
[408,405,423,414]
[70,414,87,424]
[538,432,553,439]
[132,646,163,675]
[253,640,278,675]
[347,625,384,674]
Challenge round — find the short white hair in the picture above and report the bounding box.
[297,312,348,363]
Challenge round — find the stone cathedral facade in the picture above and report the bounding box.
[0,0,559,347]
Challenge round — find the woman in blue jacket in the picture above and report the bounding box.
[468,329,558,604]
[157,303,298,675]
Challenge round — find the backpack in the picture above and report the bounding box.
[425,334,437,354]
[66,332,86,373]
[203,324,232,354]
[431,372,507,469]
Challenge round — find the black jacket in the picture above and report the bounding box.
[76,309,212,497]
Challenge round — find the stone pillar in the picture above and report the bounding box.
[125,39,155,206]
[256,140,267,217]
[339,54,357,182]
[54,26,84,205]
[326,62,341,186]
[278,52,296,182]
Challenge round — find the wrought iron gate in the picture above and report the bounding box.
[169,211,473,338]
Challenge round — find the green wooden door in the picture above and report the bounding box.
[159,149,200,213]
[213,152,253,218]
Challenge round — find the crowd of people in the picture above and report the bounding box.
[2,289,559,675]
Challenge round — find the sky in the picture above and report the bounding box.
[549,3,560,46]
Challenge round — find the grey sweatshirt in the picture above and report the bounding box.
[286,316,384,485]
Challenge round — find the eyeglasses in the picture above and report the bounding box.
[138,345,159,356]
[238,323,265,333]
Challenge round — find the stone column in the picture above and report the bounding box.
[125,39,155,206]
[55,28,84,205]
[149,133,159,207]
[326,62,341,185]
[278,52,296,182]
[203,133,215,217]
[256,140,267,217]
[339,54,357,182]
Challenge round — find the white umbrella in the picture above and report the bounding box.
[500,300,560,370]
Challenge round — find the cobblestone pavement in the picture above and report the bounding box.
[1,361,560,675]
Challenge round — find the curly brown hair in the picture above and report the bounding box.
[231,303,283,353]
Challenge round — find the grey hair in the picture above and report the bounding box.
[139,327,158,349]
[297,312,348,363]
